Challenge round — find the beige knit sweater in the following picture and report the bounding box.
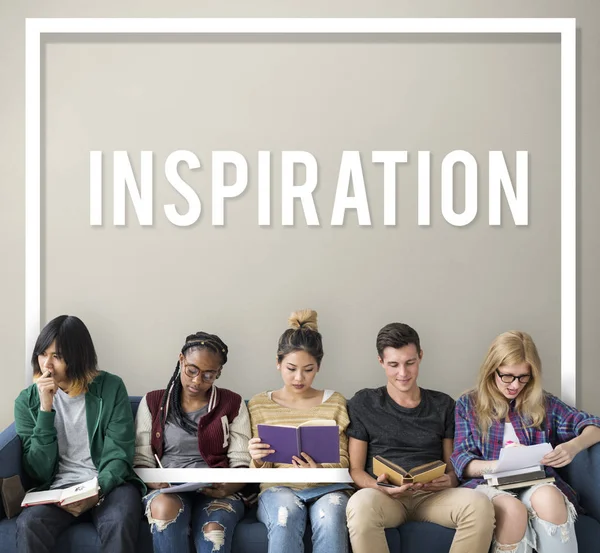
[248,390,349,492]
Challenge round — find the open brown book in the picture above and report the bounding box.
[373,457,446,485]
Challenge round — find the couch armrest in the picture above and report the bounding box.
[559,442,600,521]
[0,423,25,481]
[0,423,28,520]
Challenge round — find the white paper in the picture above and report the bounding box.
[492,443,553,473]
[159,482,212,494]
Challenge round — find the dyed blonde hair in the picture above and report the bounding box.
[474,330,545,438]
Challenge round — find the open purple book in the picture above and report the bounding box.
[257,420,340,464]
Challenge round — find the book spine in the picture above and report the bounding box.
[296,429,302,459]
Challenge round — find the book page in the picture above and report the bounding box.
[21,489,62,507]
[493,443,553,473]
[60,477,99,505]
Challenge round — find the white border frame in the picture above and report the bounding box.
[25,19,577,413]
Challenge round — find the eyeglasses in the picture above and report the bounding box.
[495,369,531,384]
[182,362,219,382]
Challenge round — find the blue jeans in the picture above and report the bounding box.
[16,482,142,553]
[143,490,245,553]
[257,486,349,553]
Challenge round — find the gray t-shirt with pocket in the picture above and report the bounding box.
[160,406,209,468]
[347,386,455,476]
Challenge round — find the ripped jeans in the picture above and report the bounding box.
[143,490,245,553]
[477,483,578,553]
[257,486,350,553]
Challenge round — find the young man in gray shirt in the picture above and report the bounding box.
[346,323,494,553]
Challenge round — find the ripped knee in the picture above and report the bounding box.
[529,491,577,544]
[145,495,184,532]
[202,522,225,552]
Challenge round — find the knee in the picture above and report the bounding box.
[261,490,305,530]
[346,488,382,526]
[530,485,569,525]
[314,493,348,527]
[149,495,183,521]
[202,522,226,551]
[493,496,528,543]
[16,509,37,533]
[466,491,495,525]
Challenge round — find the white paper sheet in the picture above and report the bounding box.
[492,443,553,473]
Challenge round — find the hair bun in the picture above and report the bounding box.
[288,309,318,332]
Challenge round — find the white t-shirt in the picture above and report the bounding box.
[503,421,521,447]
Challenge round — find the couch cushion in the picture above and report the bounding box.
[574,515,600,553]
[130,396,142,419]
[398,521,455,553]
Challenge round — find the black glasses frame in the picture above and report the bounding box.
[495,369,531,384]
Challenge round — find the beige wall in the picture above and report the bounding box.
[1,1,599,431]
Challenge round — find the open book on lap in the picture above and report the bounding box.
[373,457,446,486]
[257,420,340,464]
[21,477,99,507]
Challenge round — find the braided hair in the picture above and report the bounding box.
[160,331,229,435]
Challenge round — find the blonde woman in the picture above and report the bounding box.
[451,331,600,553]
[248,309,351,553]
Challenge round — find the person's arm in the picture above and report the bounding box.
[226,400,252,468]
[204,400,252,497]
[247,396,274,469]
[450,394,495,480]
[541,396,600,468]
[14,388,58,485]
[315,396,350,469]
[462,458,499,478]
[348,437,377,489]
[134,395,156,468]
[95,378,137,496]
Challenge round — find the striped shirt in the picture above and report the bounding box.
[451,391,600,512]
[248,390,350,492]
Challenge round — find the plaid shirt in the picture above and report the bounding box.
[451,391,600,512]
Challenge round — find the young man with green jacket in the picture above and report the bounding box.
[14,315,144,553]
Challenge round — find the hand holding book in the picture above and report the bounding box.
[291,452,319,468]
[375,473,422,496]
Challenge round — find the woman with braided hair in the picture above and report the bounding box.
[134,331,251,553]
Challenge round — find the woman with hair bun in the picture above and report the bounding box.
[248,309,351,553]
[134,331,251,553]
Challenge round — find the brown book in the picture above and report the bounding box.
[373,457,447,486]
[496,476,555,491]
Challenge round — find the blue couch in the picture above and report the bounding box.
[1,396,599,552]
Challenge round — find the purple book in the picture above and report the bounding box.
[257,421,340,464]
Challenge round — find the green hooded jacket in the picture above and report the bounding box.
[14,371,144,495]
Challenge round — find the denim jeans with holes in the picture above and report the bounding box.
[143,490,245,553]
[257,486,350,553]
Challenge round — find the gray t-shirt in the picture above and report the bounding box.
[347,386,455,476]
[51,389,98,489]
[161,406,209,468]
